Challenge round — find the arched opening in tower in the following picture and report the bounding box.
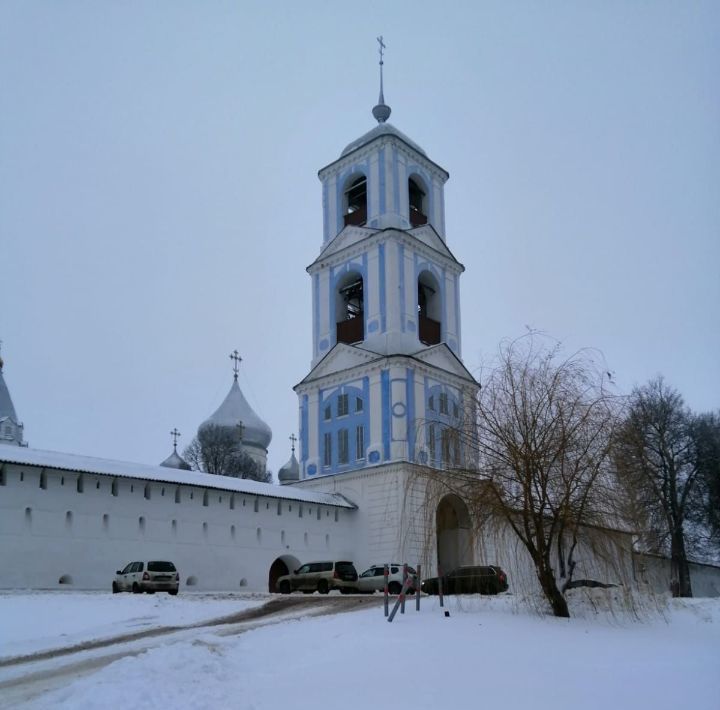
[344,176,367,227]
[436,494,473,574]
[418,270,441,345]
[336,273,364,344]
[408,176,427,226]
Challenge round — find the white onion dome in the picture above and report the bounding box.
[160,449,191,471]
[200,378,272,451]
[278,451,300,485]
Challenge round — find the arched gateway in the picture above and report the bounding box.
[268,555,301,593]
[436,494,473,574]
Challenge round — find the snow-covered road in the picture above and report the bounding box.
[1,590,718,710]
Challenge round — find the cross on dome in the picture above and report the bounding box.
[229,350,242,380]
[372,36,391,124]
[170,428,181,451]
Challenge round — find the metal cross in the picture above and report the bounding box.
[377,36,385,66]
[229,350,242,380]
[289,433,297,454]
[170,428,181,450]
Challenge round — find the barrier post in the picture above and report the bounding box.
[387,577,414,622]
[416,563,421,611]
[401,563,408,614]
[383,563,389,617]
[438,564,444,608]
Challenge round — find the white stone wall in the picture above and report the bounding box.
[0,462,358,592]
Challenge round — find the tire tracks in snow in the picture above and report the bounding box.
[0,595,382,707]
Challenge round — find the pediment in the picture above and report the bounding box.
[310,226,376,267]
[295,343,381,388]
[407,225,463,268]
[411,344,478,385]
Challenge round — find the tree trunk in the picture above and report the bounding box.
[670,528,693,597]
[537,562,570,618]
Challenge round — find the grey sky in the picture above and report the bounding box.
[1,1,718,477]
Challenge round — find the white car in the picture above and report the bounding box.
[357,564,418,595]
[112,560,179,595]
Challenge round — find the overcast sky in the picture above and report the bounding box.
[1,1,718,477]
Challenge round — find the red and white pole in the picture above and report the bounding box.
[383,563,389,617]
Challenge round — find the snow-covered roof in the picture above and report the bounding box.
[0,444,355,508]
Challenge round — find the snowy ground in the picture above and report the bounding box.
[1,590,718,710]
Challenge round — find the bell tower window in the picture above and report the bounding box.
[336,274,364,344]
[418,270,441,345]
[344,176,367,227]
[409,177,427,227]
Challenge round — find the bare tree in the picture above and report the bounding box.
[183,424,272,483]
[614,378,705,596]
[412,335,624,618]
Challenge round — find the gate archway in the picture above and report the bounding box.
[436,494,473,574]
[268,555,301,593]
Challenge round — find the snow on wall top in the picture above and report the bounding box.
[0,444,355,508]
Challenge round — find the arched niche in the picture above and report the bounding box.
[436,494,473,574]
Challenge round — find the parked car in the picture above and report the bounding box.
[113,560,180,595]
[357,564,418,595]
[421,565,508,595]
[276,561,358,594]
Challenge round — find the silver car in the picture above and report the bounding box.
[357,564,417,595]
[112,560,179,595]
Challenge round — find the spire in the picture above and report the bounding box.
[0,342,25,447]
[372,36,391,124]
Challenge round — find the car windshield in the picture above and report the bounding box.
[148,561,176,572]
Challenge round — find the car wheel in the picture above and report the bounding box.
[388,582,402,595]
[317,580,329,594]
[279,580,291,594]
[132,583,141,594]
[112,582,119,594]
[146,590,155,595]
[168,590,178,596]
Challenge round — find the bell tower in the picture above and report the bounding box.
[295,41,478,481]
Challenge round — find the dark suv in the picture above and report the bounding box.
[276,561,358,594]
[421,565,508,595]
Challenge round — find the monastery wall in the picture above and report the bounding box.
[0,459,358,592]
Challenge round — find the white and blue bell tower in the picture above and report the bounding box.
[295,47,478,481]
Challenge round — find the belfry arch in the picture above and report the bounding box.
[436,494,473,573]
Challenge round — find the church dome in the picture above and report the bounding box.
[340,122,426,159]
[200,378,272,451]
[160,449,191,471]
[278,451,300,485]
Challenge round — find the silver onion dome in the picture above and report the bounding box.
[160,449,191,471]
[278,450,300,485]
[200,378,272,451]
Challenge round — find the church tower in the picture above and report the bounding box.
[294,42,478,481]
[0,346,25,447]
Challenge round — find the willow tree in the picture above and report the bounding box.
[449,336,624,618]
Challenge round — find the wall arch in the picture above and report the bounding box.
[268,554,301,593]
